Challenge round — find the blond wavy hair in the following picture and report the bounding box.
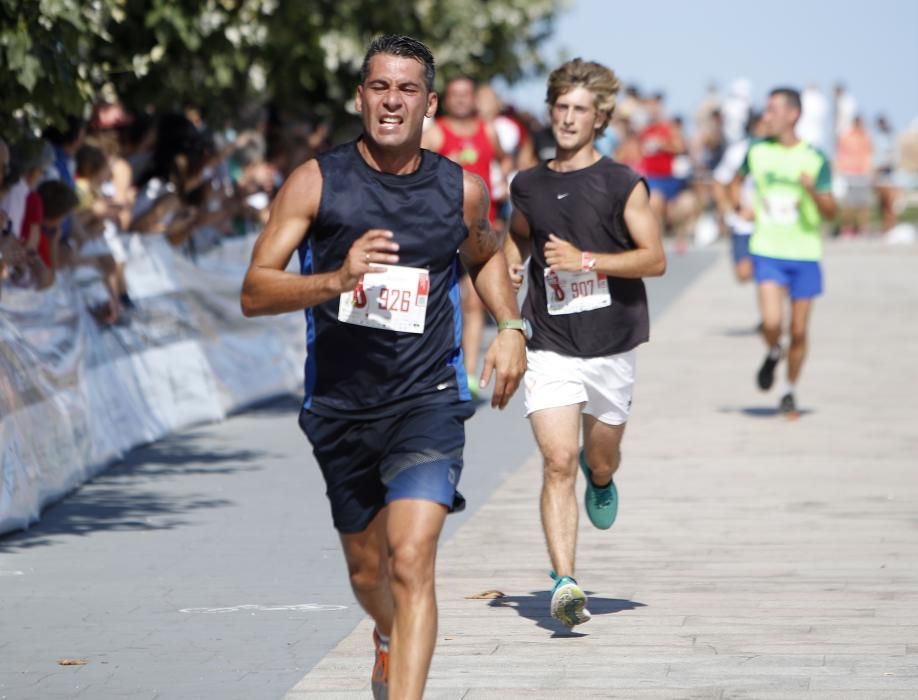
[546,58,621,136]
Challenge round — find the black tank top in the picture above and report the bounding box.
[298,141,470,418]
[511,157,650,357]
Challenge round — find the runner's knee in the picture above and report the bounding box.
[542,448,578,483]
[584,445,620,474]
[389,539,436,589]
[348,558,388,596]
[789,329,807,347]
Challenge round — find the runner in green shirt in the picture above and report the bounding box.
[732,87,837,416]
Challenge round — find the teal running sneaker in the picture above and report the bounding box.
[549,571,591,627]
[579,449,618,530]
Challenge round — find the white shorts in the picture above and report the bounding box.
[524,348,637,425]
[79,221,127,264]
[103,222,128,264]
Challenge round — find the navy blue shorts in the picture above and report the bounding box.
[752,254,823,300]
[299,400,475,534]
[731,232,752,264]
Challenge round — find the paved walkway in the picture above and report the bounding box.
[287,239,918,699]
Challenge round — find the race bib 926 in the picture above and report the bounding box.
[338,264,430,334]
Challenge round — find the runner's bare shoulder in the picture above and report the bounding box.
[460,170,489,216]
[270,158,323,228]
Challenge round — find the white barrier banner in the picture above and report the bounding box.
[0,233,305,534]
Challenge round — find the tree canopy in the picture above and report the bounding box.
[1,0,566,131]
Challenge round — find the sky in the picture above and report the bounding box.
[500,0,918,133]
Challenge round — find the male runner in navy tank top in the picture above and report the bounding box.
[241,36,526,699]
[505,59,666,628]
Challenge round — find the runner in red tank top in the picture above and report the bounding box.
[423,77,503,223]
[437,119,496,220]
[423,77,507,396]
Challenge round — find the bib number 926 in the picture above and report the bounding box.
[378,287,412,312]
[338,264,430,333]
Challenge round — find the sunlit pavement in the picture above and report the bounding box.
[289,239,918,698]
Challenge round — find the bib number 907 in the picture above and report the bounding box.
[545,268,610,316]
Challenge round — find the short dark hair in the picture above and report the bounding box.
[15,138,53,173]
[445,75,477,90]
[76,144,108,178]
[770,87,802,113]
[360,35,435,92]
[43,115,86,148]
[37,180,79,220]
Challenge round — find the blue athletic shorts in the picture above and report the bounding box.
[645,176,684,201]
[298,400,475,533]
[752,254,823,300]
[731,233,752,264]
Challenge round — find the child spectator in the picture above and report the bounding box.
[0,137,29,238]
[0,139,54,289]
[75,143,133,310]
[40,179,120,323]
[15,140,55,270]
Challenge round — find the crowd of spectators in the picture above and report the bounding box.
[420,77,917,254]
[2,78,916,314]
[0,103,330,316]
[527,79,918,251]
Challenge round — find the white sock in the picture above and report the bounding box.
[779,378,795,397]
[768,345,782,360]
[376,627,390,650]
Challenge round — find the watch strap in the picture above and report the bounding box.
[497,319,525,332]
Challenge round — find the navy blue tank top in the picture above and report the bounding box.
[299,141,470,418]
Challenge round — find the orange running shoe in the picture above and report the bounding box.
[371,628,389,700]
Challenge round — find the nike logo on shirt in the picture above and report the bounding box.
[557,193,570,199]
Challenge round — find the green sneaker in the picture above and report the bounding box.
[579,449,618,530]
[549,571,591,627]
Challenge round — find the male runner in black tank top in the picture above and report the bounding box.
[505,59,666,628]
[241,36,526,699]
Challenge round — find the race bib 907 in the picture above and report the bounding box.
[544,268,611,316]
[338,264,430,334]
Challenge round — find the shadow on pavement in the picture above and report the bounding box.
[0,432,267,553]
[719,406,815,419]
[719,324,763,337]
[488,590,645,638]
[231,393,302,418]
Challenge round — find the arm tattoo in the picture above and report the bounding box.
[472,176,499,256]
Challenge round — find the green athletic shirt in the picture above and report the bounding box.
[740,138,832,261]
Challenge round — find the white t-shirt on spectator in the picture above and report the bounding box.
[132,177,177,226]
[835,92,857,138]
[797,87,830,150]
[0,179,28,237]
[493,115,521,155]
[722,78,752,145]
[713,139,755,236]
